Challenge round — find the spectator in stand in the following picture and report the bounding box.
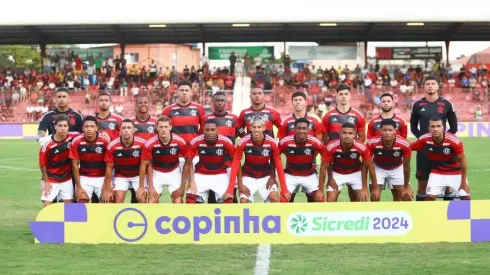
[131,85,140,102]
[149,60,158,80]
[115,104,123,116]
[129,65,139,83]
[235,56,244,76]
[448,76,455,93]
[229,52,236,75]
[120,78,128,96]
[469,76,477,92]
[475,104,483,121]
[390,77,398,90]
[461,76,470,90]
[253,54,262,68]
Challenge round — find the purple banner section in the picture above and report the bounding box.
[0,124,23,137]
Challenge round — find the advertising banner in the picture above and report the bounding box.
[30,201,490,244]
[288,46,357,60]
[208,46,274,60]
[47,47,114,60]
[375,47,442,60]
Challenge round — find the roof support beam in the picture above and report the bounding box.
[445,23,463,41]
[24,26,43,43]
[363,23,374,41]
[111,25,125,43]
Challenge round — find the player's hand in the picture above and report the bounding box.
[358,187,369,202]
[100,132,111,143]
[43,181,52,197]
[459,182,470,194]
[282,192,292,202]
[314,190,325,202]
[187,180,197,195]
[75,187,87,201]
[266,177,277,190]
[171,186,185,200]
[147,185,159,201]
[222,192,233,201]
[136,187,146,201]
[402,185,413,201]
[370,185,381,202]
[101,187,113,203]
[239,184,251,197]
[327,179,339,192]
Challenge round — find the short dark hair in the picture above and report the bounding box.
[291,91,307,101]
[178,80,193,89]
[54,114,69,125]
[380,92,393,100]
[121,119,135,126]
[98,93,111,100]
[294,117,310,127]
[136,95,150,104]
[83,115,98,126]
[157,115,171,126]
[56,88,69,94]
[380,119,397,129]
[424,75,438,83]
[341,122,355,130]
[213,92,226,98]
[250,87,264,94]
[204,119,217,126]
[336,83,351,92]
[430,116,443,123]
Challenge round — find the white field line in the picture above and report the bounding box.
[254,244,272,275]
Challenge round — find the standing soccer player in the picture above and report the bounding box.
[367,93,408,139]
[39,114,79,207]
[184,119,235,203]
[319,123,377,202]
[139,116,188,203]
[411,117,469,200]
[239,87,282,138]
[70,116,108,203]
[279,118,325,202]
[130,96,158,141]
[277,91,323,140]
[367,119,412,201]
[225,117,290,203]
[322,84,365,201]
[95,93,123,141]
[410,76,458,201]
[102,119,147,203]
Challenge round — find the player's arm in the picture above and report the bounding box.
[68,142,81,190]
[318,150,332,193]
[357,114,366,142]
[39,148,51,196]
[272,146,288,197]
[400,119,408,139]
[322,115,330,144]
[102,148,115,202]
[238,111,247,137]
[366,119,375,139]
[75,112,84,132]
[447,103,458,134]
[180,157,192,192]
[402,144,412,188]
[411,139,423,151]
[37,114,49,141]
[458,152,469,192]
[361,150,376,201]
[226,145,243,196]
[138,159,150,200]
[409,105,421,138]
[276,121,287,140]
[184,144,197,194]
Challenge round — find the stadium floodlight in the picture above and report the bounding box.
[232,23,250,27]
[148,24,167,28]
[407,22,424,26]
[319,23,337,26]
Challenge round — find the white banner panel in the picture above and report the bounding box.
[288,46,358,60]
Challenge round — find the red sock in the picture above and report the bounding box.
[78,199,89,203]
[460,196,471,200]
[280,196,289,203]
[186,193,197,204]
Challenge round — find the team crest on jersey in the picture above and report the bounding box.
[226,120,233,127]
[69,118,75,125]
[443,148,451,155]
[262,149,270,157]
[216,149,224,156]
[95,146,103,154]
[190,109,198,116]
[147,126,155,133]
[437,107,444,114]
[170,148,178,155]
[350,152,357,159]
[304,148,312,155]
[132,150,140,158]
[108,123,116,130]
[347,117,355,124]
[393,151,401,157]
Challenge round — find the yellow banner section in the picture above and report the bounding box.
[30,201,490,244]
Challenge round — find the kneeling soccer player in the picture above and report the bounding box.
[320,123,377,202]
[224,116,290,203]
[411,116,470,200]
[70,116,109,203]
[140,116,188,203]
[279,117,325,202]
[185,119,235,203]
[102,119,147,203]
[366,119,413,201]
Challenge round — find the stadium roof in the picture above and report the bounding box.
[1,0,490,45]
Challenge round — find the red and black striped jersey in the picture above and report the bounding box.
[187,135,235,175]
[69,134,108,177]
[234,134,281,179]
[323,139,371,175]
[105,136,146,178]
[142,134,188,173]
[322,107,365,141]
[39,132,79,183]
[367,114,408,139]
[162,102,206,144]
[279,135,325,176]
[201,112,243,144]
[277,114,323,140]
[95,112,123,140]
[367,136,411,170]
[130,115,158,141]
[411,132,464,175]
[238,105,282,138]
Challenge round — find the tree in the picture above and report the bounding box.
[0,45,41,70]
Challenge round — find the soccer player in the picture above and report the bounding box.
[139,116,188,203]
[130,95,158,141]
[410,75,458,201]
[38,88,83,144]
[367,93,408,139]
[95,93,123,141]
[39,114,79,207]
[277,91,323,141]
[70,116,108,203]
[238,87,282,138]
[319,123,377,202]
[322,84,365,202]
[411,117,469,201]
[225,116,290,203]
[102,119,147,203]
[279,118,325,202]
[367,119,412,201]
[184,119,235,203]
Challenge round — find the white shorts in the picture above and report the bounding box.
[240,176,278,203]
[285,173,318,194]
[153,168,181,194]
[427,173,470,197]
[193,173,229,201]
[40,179,74,202]
[80,176,104,199]
[179,156,200,172]
[327,171,362,192]
[114,176,146,191]
[371,164,404,189]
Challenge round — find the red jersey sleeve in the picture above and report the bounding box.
[277,121,288,139]
[360,145,371,161]
[179,139,189,157]
[356,113,366,135]
[238,110,247,137]
[313,118,323,137]
[322,147,333,163]
[69,140,80,160]
[271,142,287,195]
[104,144,115,163]
[399,119,408,139]
[322,112,330,133]
[452,138,464,155]
[411,138,424,151]
[39,145,48,167]
[224,139,235,156]
[272,109,282,129]
[198,105,206,133]
[142,143,153,161]
[186,140,198,159]
[227,142,243,194]
[367,119,376,139]
[200,115,208,136]
[162,106,170,117]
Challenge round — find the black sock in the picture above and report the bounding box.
[207,190,217,204]
[416,193,426,201]
[91,192,100,203]
[443,194,454,201]
[130,188,138,203]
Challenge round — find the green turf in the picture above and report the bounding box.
[0,138,490,274]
